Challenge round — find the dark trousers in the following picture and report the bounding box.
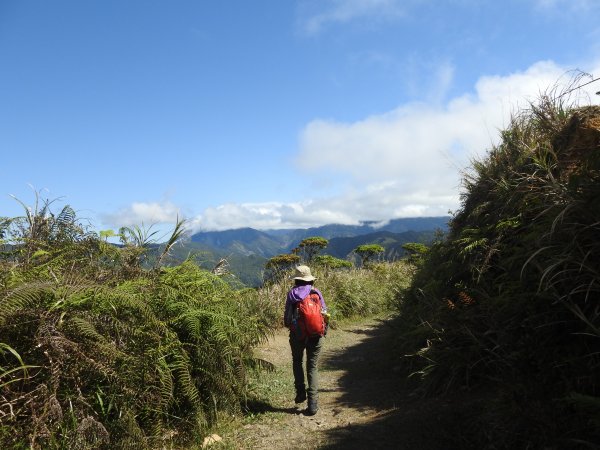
[289,334,323,401]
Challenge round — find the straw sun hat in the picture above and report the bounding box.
[292,265,316,282]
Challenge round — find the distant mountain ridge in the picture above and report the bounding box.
[190,227,281,257]
[190,216,449,258]
[179,217,449,286]
[327,229,437,260]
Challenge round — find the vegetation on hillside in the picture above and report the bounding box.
[262,258,413,325]
[395,89,600,447]
[263,235,412,322]
[294,236,329,263]
[353,244,385,267]
[0,201,275,449]
[181,223,445,287]
[263,236,412,322]
[0,196,416,448]
[312,254,353,270]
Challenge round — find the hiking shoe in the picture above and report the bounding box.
[294,391,307,404]
[305,399,318,415]
[304,405,318,416]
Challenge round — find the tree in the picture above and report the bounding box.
[264,253,301,283]
[354,244,384,267]
[297,236,329,263]
[402,242,429,265]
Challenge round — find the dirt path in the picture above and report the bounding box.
[222,316,465,449]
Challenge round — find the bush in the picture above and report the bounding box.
[0,206,274,448]
[395,91,600,447]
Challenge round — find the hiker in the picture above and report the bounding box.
[284,265,329,416]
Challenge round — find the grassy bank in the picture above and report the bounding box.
[393,93,600,447]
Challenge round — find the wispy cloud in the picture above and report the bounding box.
[298,0,405,35]
[101,201,181,228]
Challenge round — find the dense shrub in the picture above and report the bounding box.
[0,209,273,449]
[396,92,600,447]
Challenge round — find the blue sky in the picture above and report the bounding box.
[2,0,600,233]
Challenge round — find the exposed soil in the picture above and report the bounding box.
[222,317,470,449]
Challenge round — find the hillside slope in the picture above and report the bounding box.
[185,219,447,286]
[327,230,436,260]
[398,100,600,447]
[190,227,283,257]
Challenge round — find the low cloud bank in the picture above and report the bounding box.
[105,61,600,232]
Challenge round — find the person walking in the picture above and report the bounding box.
[284,265,328,416]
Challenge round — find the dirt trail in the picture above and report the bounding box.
[223,317,465,449]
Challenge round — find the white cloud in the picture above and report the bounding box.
[108,62,600,233]
[298,61,599,188]
[300,0,405,35]
[189,187,454,232]
[101,201,181,228]
[190,201,354,232]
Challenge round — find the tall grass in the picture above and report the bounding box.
[259,261,414,325]
[395,88,600,447]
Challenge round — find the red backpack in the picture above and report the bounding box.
[292,291,325,340]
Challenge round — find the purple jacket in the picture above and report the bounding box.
[283,285,327,328]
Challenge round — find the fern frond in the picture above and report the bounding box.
[169,350,201,406]
[0,281,53,325]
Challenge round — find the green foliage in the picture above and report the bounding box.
[4,192,97,270]
[324,262,412,319]
[296,236,328,263]
[259,261,413,326]
[154,217,187,269]
[312,254,352,270]
[265,253,301,270]
[395,90,600,446]
[353,243,385,267]
[263,253,301,284]
[0,200,274,448]
[401,242,428,256]
[401,242,430,266]
[0,342,38,389]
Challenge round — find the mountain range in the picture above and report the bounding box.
[173,217,449,286]
[190,217,449,257]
